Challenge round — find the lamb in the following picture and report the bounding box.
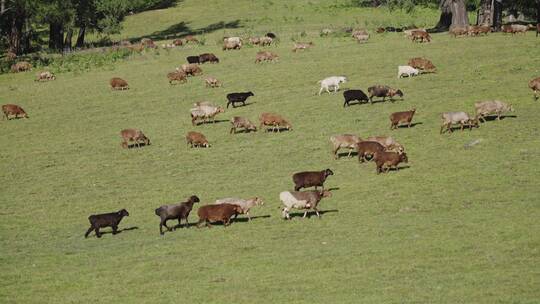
[255,51,279,63]
[223,37,242,45]
[197,204,243,227]
[330,134,363,159]
[353,32,369,43]
[10,61,32,73]
[292,169,333,191]
[120,128,150,148]
[190,104,224,125]
[223,40,242,50]
[155,195,200,235]
[411,30,431,42]
[258,112,292,132]
[366,136,404,153]
[368,85,404,103]
[318,76,348,95]
[204,76,221,88]
[35,71,56,81]
[186,56,200,64]
[373,151,409,174]
[440,112,479,134]
[292,42,313,52]
[199,53,219,64]
[180,63,203,76]
[186,131,210,148]
[226,92,254,108]
[84,209,129,238]
[356,141,386,162]
[407,57,436,73]
[259,36,273,46]
[214,197,264,221]
[397,66,419,78]
[2,104,29,120]
[230,116,257,133]
[389,109,416,129]
[343,89,369,107]
[474,100,514,122]
[279,190,332,220]
[110,77,129,90]
[529,77,540,99]
[167,71,187,84]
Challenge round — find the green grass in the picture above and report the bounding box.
[1,0,540,303]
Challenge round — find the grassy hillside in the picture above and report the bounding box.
[1,0,540,303]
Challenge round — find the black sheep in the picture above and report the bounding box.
[84,209,129,238]
[292,169,334,191]
[155,195,200,235]
[226,92,254,108]
[343,89,369,107]
[186,56,200,64]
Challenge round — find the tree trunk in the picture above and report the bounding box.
[492,0,503,31]
[64,28,73,51]
[49,22,64,51]
[434,0,453,31]
[537,0,540,25]
[8,10,25,54]
[477,0,492,25]
[76,26,86,48]
[449,0,469,28]
[1,0,6,15]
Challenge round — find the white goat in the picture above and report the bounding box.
[318,76,348,95]
[397,66,419,78]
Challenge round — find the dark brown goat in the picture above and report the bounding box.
[2,104,29,120]
[356,141,385,162]
[373,152,408,174]
[197,204,243,228]
[155,195,200,235]
[292,169,334,191]
[84,209,129,238]
[120,129,150,148]
[389,109,416,130]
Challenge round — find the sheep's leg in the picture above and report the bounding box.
[325,87,331,94]
[334,84,339,93]
[497,112,501,120]
[440,124,445,134]
[314,207,320,218]
[230,126,235,134]
[303,210,308,218]
[112,225,119,235]
[95,227,102,238]
[84,226,94,238]
[246,211,251,221]
[318,87,324,95]
[347,148,353,158]
[162,219,172,231]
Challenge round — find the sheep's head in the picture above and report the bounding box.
[248,91,254,97]
[254,197,264,205]
[508,104,514,112]
[395,89,404,98]
[400,153,409,163]
[119,209,130,217]
[217,106,225,113]
[320,190,332,198]
[189,195,200,203]
[324,169,334,177]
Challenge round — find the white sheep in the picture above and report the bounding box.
[397,66,419,78]
[214,197,264,221]
[190,105,224,125]
[279,190,331,219]
[318,76,348,95]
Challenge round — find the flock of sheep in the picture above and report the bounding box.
[3,26,540,238]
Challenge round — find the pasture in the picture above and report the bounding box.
[1,0,540,303]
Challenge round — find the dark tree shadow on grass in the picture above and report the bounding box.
[130,20,242,42]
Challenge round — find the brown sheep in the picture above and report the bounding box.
[389,109,416,130]
[292,42,313,52]
[366,136,404,153]
[449,27,468,37]
[167,71,187,84]
[373,151,408,174]
[141,38,157,48]
[35,71,56,82]
[173,39,184,46]
[255,51,279,63]
[330,134,363,159]
[249,37,261,45]
[120,129,150,148]
[204,76,221,88]
[10,61,32,73]
[258,112,292,132]
[197,204,243,228]
[529,77,540,99]
[2,104,29,120]
[110,77,129,90]
[407,57,436,73]
[180,64,203,76]
[411,31,431,42]
[292,169,334,191]
[186,131,210,148]
[184,35,199,44]
[230,116,257,134]
[356,141,385,162]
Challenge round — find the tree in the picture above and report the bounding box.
[435,0,469,30]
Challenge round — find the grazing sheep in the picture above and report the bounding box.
[343,89,369,107]
[110,77,129,90]
[84,209,129,238]
[223,36,242,44]
[35,71,56,81]
[474,100,514,122]
[249,37,261,45]
[259,36,273,46]
[214,197,264,221]
[330,134,363,159]
[292,42,313,52]
[352,31,369,43]
[259,112,292,132]
[197,204,243,227]
[10,61,32,73]
[2,104,29,120]
[368,85,404,103]
[404,28,426,39]
[167,71,187,84]
[366,136,404,153]
[411,30,431,42]
[230,116,257,133]
[180,63,203,76]
[223,40,242,50]
[292,169,333,191]
[408,57,436,73]
[397,66,420,78]
[141,38,156,48]
[173,39,184,46]
[510,24,529,34]
[279,190,332,219]
[199,53,219,64]
[186,131,210,148]
[255,51,279,63]
[186,56,200,64]
[450,27,469,37]
[469,25,490,36]
[440,112,479,134]
[373,151,408,174]
[320,28,333,36]
[389,109,416,129]
[184,35,199,44]
[204,76,221,88]
[120,128,150,148]
[226,92,254,108]
[190,104,224,125]
[356,141,385,162]
[529,77,540,99]
[318,76,348,95]
[155,195,200,235]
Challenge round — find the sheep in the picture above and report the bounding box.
[468,25,490,36]
[279,190,332,219]
[366,136,404,153]
[397,66,419,78]
[407,57,436,73]
[84,209,129,238]
[10,61,32,73]
[404,28,426,39]
[389,109,416,130]
[411,30,431,42]
[255,51,279,63]
[352,30,369,43]
[204,76,221,88]
[186,131,210,148]
[356,141,386,162]
[440,112,479,134]
[193,101,215,107]
[197,204,243,228]
[318,76,348,95]
[258,112,292,132]
[199,53,219,64]
[259,36,273,46]
[292,169,333,191]
[230,116,257,134]
[190,105,224,125]
[173,39,184,46]
[368,85,404,103]
[223,36,242,45]
[292,42,313,52]
[155,195,200,235]
[510,24,529,34]
[226,92,254,108]
[141,38,156,48]
[343,89,369,107]
[35,71,56,82]
[320,28,333,36]
[120,128,150,148]
[266,32,277,39]
[373,151,409,174]
[450,27,469,37]
[184,35,199,44]
[474,100,514,122]
[223,40,241,50]
[330,134,363,159]
[214,197,264,221]
[529,77,540,99]
[167,71,187,84]
[180,63,203,76]
[249,37,261,45]
[2,104,29,120]
[110,77,129,90]
[186,56,200,64]
[351,29,368,37]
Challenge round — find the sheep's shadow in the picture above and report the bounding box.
[480,115,517,122]
[336,151,358,158]
[232,215,271,223]
[100,226,139,235]
[125,142,150,149]
[286,209,339,219]
[230,129,258,134]
[194,119,229,126]
[442,126,478,133]
[262,127,292,133]
[395,122,422,129]
[227,101,256,109]
[378,165,411,173]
